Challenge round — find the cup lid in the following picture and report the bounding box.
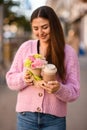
[43,64,57,74]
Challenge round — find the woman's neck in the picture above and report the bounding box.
[38,41,49,57]
[40,41,49,47]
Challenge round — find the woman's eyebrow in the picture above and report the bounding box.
[33,24,48,27]
[41,24,48,27]
[32,24,49,28]
[32,26,38,28]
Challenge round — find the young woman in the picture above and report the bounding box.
[6,6,80,130]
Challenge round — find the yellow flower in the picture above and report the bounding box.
[34,54,43,59]
[24,59,32,67]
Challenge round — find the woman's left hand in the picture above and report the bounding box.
[39,80,60,94]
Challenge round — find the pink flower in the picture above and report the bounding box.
[24,54,47,69]
[28,55,35,62]
[31,59,46,69]
[24,54,48,80]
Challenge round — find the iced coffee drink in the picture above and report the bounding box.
[42,64,57,82]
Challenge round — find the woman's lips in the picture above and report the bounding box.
[40,34,48,39]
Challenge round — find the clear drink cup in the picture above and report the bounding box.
[42,64,57,82]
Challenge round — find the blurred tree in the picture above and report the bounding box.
[0,0,31,67]
[0,0,31,31]
[0,0,3,4]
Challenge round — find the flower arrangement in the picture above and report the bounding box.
[24,54,47,81]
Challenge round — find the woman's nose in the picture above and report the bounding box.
[38,28,43,35]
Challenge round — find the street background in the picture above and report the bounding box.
[0,0,87,130]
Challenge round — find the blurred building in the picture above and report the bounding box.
[3,26,31,68]
[46,0,87,53]
[0,5,3,65]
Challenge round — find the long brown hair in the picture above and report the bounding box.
[30,6,66,82]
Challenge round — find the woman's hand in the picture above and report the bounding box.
[34,80,46,88]
[38,80,60,93]
[24,70,34,86]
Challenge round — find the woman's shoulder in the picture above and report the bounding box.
[19,39,37,49]
[64,44,79,64]
[65,44,77,56]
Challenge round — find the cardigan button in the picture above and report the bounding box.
[37,107,41,112]
[38,93,43,97]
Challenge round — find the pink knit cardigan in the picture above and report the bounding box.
[6,40,80,117]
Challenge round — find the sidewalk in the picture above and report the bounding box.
[0,65,17,130]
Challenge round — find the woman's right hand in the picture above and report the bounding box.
[34,80,46,88]
[24,70,34,86]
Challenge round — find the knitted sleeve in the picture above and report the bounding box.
[6,41,31,91]
[55,45,80,102]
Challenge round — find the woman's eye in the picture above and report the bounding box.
[33,28,38,31]
[43,26,48,29]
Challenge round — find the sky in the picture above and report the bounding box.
[12,0,47,19]
[29,0,47,11]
